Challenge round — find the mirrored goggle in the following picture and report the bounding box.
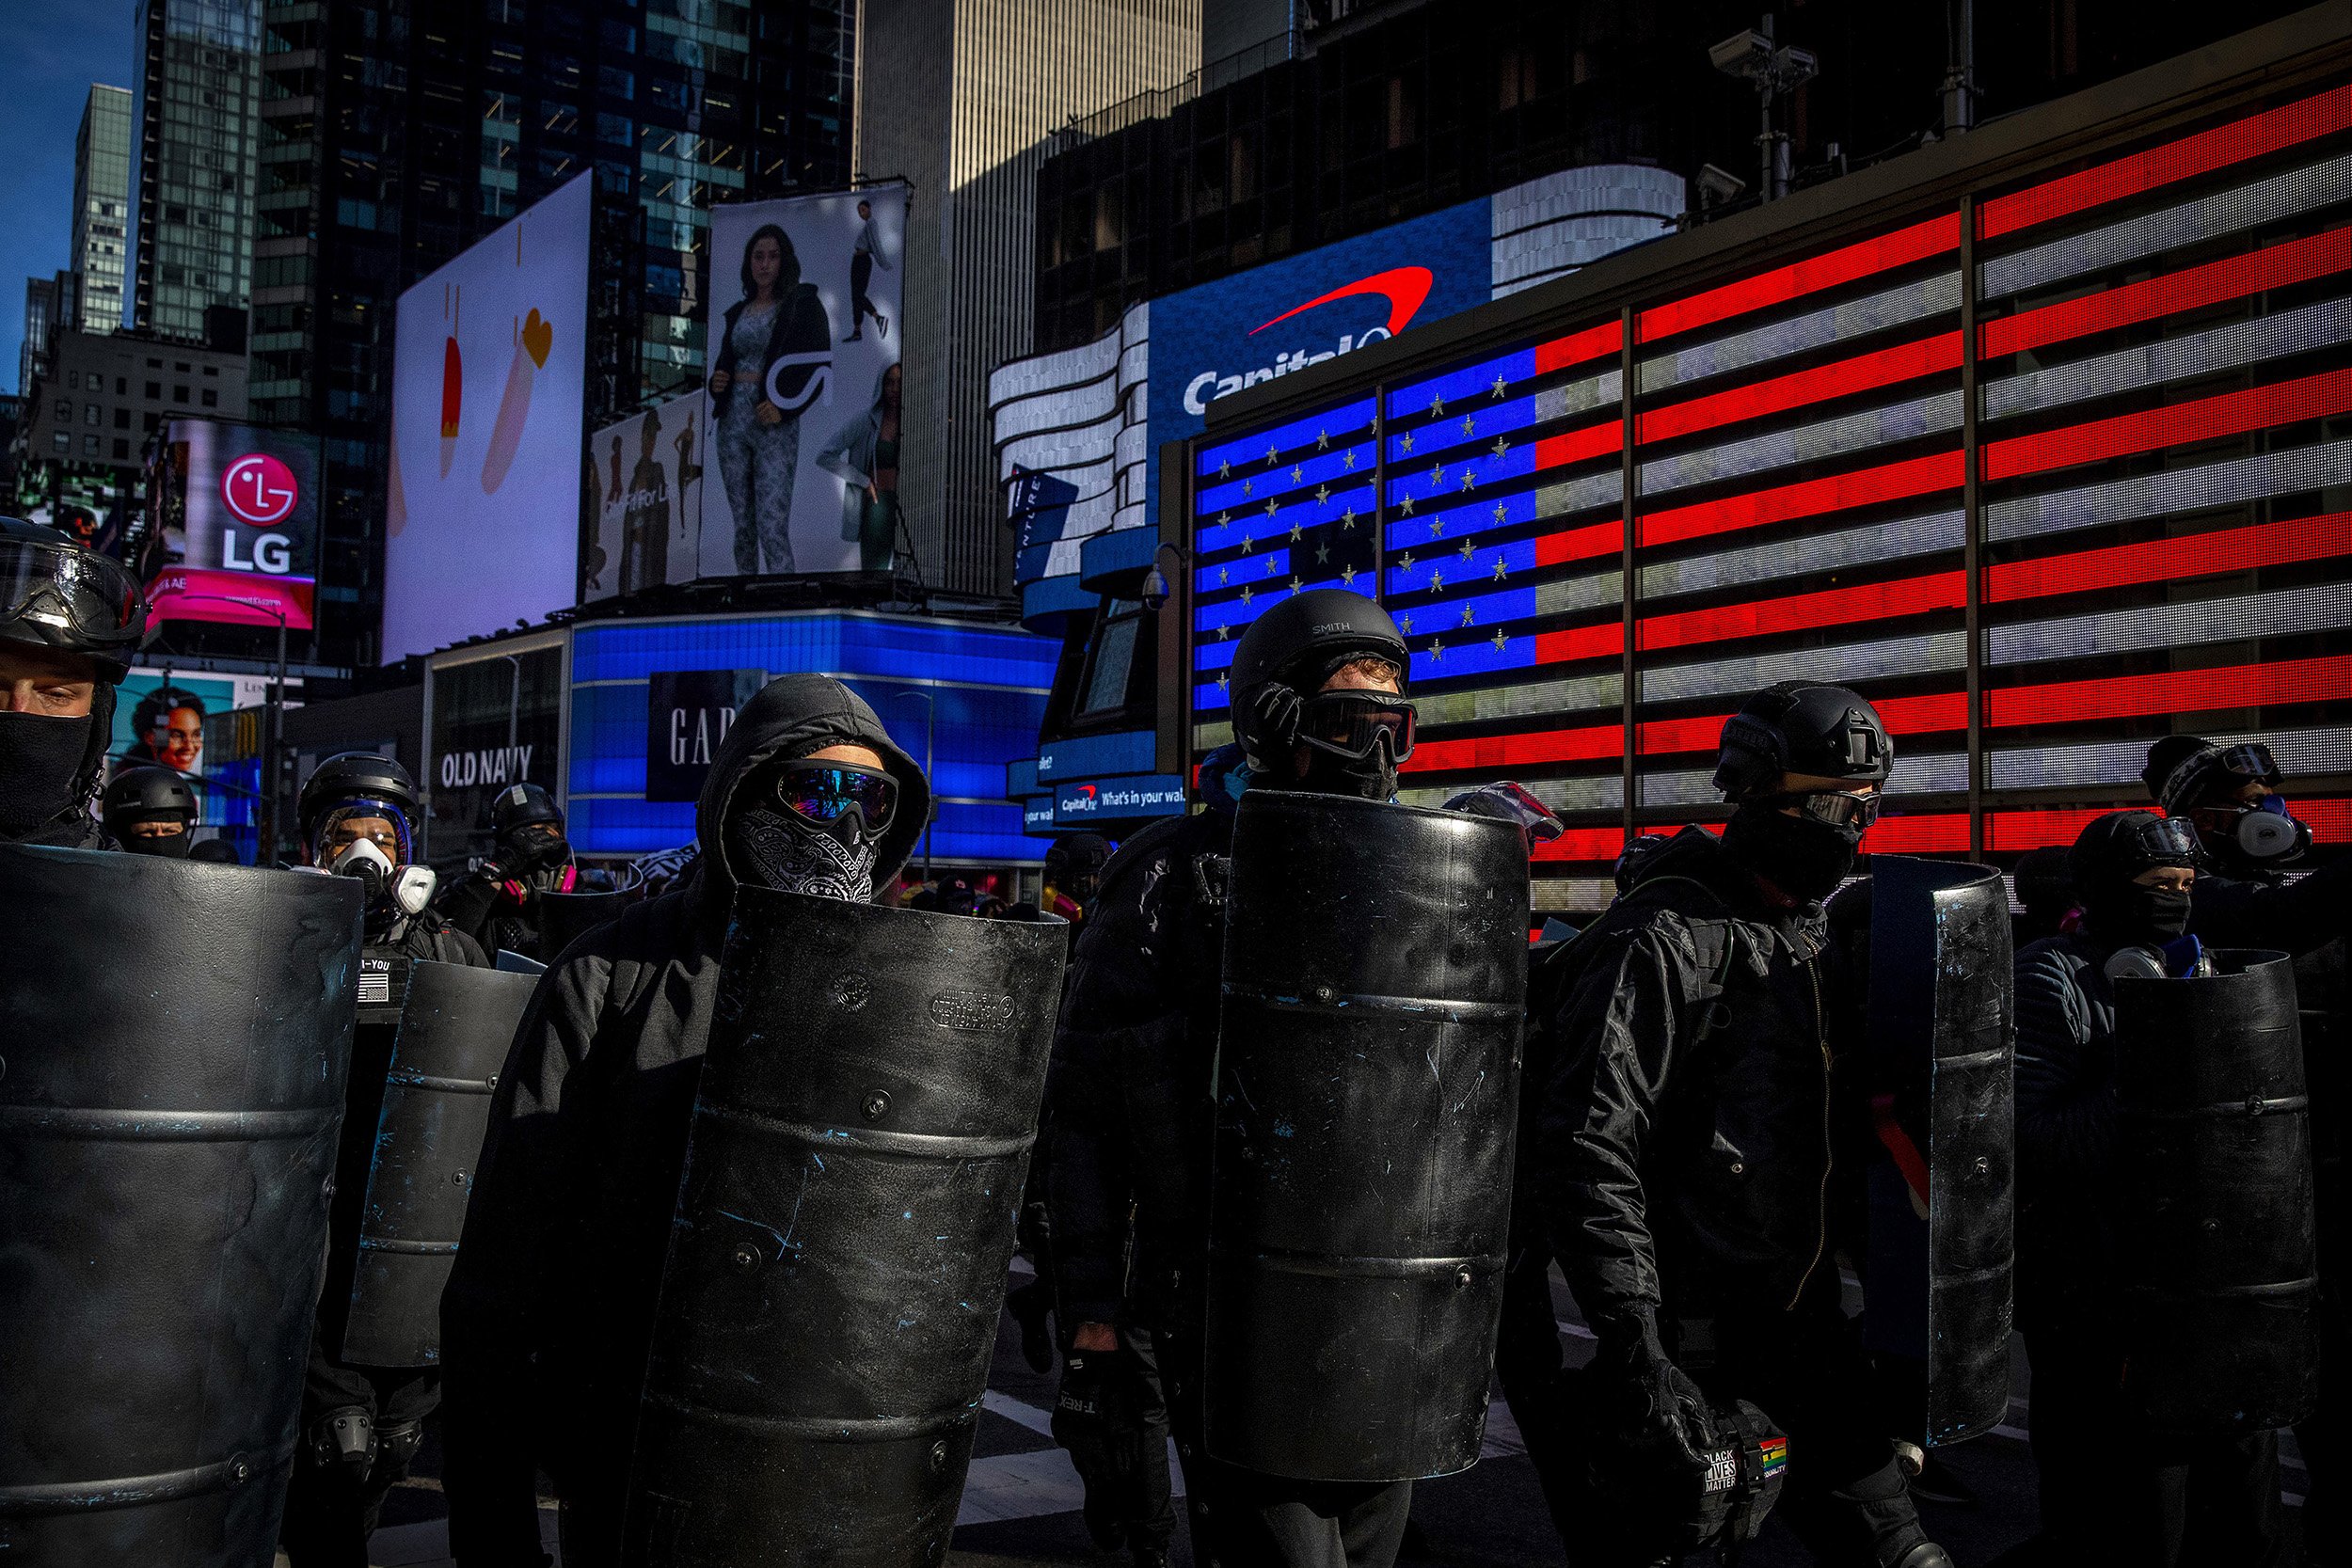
[771,763,898,831]
[2137,814,2206,859]
[1295,692,1416,763]
[0,539,147,648]
[2208,742,2281,786]
[1761,788,1883,829]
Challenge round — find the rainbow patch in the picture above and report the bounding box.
[1758,1437,1789,1477]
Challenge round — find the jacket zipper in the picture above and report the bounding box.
[1787,953,1833,1311]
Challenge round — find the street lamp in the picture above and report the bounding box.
[152,593,291,863]
[891,689,937,882]
[1710,14,1819,203]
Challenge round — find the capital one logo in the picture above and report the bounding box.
[218,451,300,575]
[1183,265,1435,416]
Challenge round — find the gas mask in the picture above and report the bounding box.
[2197,795,2313,868]
[329,836,437,919]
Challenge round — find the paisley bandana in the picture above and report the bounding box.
[726,804,877,902]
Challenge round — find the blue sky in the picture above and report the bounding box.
[0,5,137,395]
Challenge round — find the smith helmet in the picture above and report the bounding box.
[1228,589,1412,772]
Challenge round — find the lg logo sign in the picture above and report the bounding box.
[219,451,299,574]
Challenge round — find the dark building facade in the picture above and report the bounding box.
[1031,0,2317,355]
[250,0,855,668]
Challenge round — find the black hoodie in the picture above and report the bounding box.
[440,673,928,1565]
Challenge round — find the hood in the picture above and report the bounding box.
[866,361,896,419]
[694,673,931,903]
[1196,741,1251,819]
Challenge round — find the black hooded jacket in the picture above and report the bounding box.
[438,674,928,1564]
[1524,825,1862,1328]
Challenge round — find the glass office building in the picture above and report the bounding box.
[72,86,133,335]
[131,0,261,344]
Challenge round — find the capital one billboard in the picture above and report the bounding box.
[145,419,324,630]
[1145,200,1495,504]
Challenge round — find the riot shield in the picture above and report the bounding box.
[622,887,1065,1567]
[2114,949,2317,1431]
[1862,856,2014,1449]
[339,959,540,1367]
[0,847,361,1565]
[1204,790,1529,1483]
[540,885,632,961]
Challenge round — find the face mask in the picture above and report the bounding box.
[122,827,191,859]
[1720,800,1862,905]
[726,803,877,901]
[2229,798,2312,865]
[2087,882,2192,944]
[331,835,394,901]
[1293,744,1397,802]
[0,711,94,837]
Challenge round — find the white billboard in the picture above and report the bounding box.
[383,173,592,660]
[582,388,707,603]
[701,182,907,578]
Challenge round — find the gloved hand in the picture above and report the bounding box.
[1595,1309,1717,1468]
[1051,1344,1150,1553]
[498,828,566,878]
[1248,681,1304,754]
[1442,781,1565,855]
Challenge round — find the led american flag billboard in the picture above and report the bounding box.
[1183,72,2352,913]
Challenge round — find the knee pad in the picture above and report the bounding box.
[306,1406,375,1476]
[374,1419,425,1481]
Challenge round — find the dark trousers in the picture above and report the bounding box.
[1159,1331,1413,1568]
[2025,1320,2292,1566]
[279,1343,440,1568]
[1573,1299,1930,1568]
[1493,1235,1588,1548]
[850,252,878,329]
[2296,1162,2347,1562]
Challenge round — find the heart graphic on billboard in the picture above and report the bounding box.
[221,451,299,527]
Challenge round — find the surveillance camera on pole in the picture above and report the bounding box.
[1696,163,1748,213]
[1711,13,1819,202]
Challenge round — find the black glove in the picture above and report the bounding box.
[1595,1309,1717,1469]
[1248,681,1304,754]
[1051,1347,1150,1553]
[498,829,565,878]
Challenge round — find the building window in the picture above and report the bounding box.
[51,432,69,453]
[146,382,161,399]
[113,438,129,460]
[83,433,99,456]
[54,400,72,421]
[85,404,102,426]
[1076,598,1146,719]
[173,386,190,403]
[143,412,159,432]
[201,389,218,408]
[115,376,126,394]
[65,371,78,390]
[114,408,130,429]
[202,365,218,377]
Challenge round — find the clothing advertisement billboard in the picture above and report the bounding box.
[702,182,907,578]
[423,641,565,866]
[142,419,323,631]
[582,391,707,604]
[384,172,592,662]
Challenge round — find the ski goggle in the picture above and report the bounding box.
[311,799,413,867]
[2126,812,2206,863]
[0,538,147,652]
[770,762,898,832]
[1295,691,1416,764]
[1756,787,1883,829]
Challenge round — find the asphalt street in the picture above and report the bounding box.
[357,1262,2311,1568]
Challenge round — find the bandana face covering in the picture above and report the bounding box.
[1721,800,1863,905]
[0,710,94,837]
[726,803,877,902]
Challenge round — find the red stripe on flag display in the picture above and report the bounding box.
[1637,570,1966,652]
[1985,515,2352,603]
[1860,814,1973,853]
[1639,332,1963,444]
[1403,724,1625,773]
[1534,827,1644,863]
[1535,422,1624,469]
[1981,226,2352,359]
[1985,654,2352,727]
[1536,321,1623,373]
[1636,214,1961,342]
[1982,366,2352,482]
[1639,450,1965,547]
[1638,690,1972,755]
[1535,623,1626,664]
[1978,83,2352,241]
[1535,520,1625,565]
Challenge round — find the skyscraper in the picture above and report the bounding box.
[18,277,61,400]
[72,86,134,336]
[251,0,857,668]
[130,0,261,345]
[854,0,1201,597]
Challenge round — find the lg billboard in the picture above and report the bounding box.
[143,420,324,630]
[383,173,592,661]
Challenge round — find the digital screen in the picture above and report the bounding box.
[144,420,324,630]
[582,390,707,604]
[700,182,909,578]
[1182,76,2352,899]
[383,173,592,661]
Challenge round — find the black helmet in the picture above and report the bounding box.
[300,752,421,852]
[1712,681,1894,800]
[0,515,147,680]
[1229,589,1411,775]
[2069,810,2204,898]
[103,765,199,828]
[1044,832,1109,883]
[489,780,564,836]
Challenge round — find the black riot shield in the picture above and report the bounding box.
[1204,791,1529,1483]
[2113,950,2317,1431]
[539,885,631,960]
[339,959,540,1367]
[0,847,361,1566]
[621,887,1065,1567]
[1862,856,2015,1449]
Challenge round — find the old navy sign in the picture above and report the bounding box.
[1148,198,1491,504]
